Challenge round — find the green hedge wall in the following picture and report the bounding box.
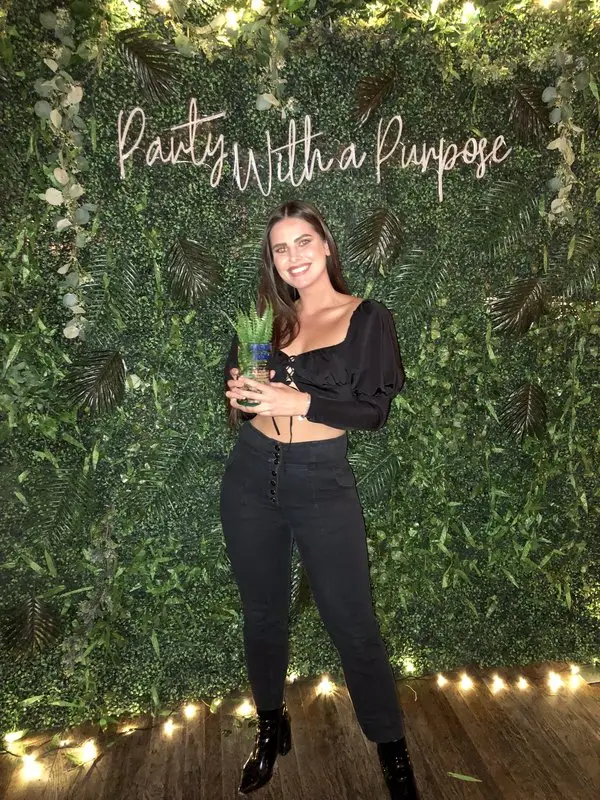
[0,0,598,732]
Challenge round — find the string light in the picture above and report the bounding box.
[491,674,506,694]
[251,0,265,11]
[461,2,478,23]
[286,671,299,683]
[78,739,97,763]
[517,676,529,690]
[4,731,24,745]
[235,699,254,717]
[225,8,240,29]
[570,664,580,675]
[163,719,175,737]
[402,659,416,674]
[459,672,474,691]
[183,704,197,719]
[316,675,335,696]
[21,753,43,781]
[437,673,448,687]
[548,671,563,693]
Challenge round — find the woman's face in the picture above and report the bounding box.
[269,217,330,290]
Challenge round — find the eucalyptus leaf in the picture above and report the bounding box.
[44,187,64,206]
[40,11,57,29]
[34,100,51,118]
[541,86,556,103]
[54,167,69,184]
[74,207,90,225]
[56,218,72,232]
[50,108,62,129]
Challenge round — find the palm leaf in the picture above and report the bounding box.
[115,28,180,103]
[125,430,204,523]
[26,464,97,545]
[346,208,403,273]
[289,545,313,621]
[352,74,395,125]
[165,237,219,305]
[488,276,549,334]
[499,382,547,441]
[84,248,142,339]
[387,247,450,325]
[548,233,599,299]
[508,84,549,146]
[65,350,126,413]
[2,593,60,655]
[353,445,398,505]
[473,180,540,262]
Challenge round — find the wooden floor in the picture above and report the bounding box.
[1,661,599,799]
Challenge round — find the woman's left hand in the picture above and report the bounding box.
[226,372,309,417]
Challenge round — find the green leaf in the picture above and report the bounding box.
[151,630,160,657]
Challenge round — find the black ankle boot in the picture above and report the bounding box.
[377,737,421,799]
[238,701,292,795]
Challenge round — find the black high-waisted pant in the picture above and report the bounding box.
[219,421,405,742]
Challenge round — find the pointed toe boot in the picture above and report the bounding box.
[377,737,421,800]
[238,701,292,795]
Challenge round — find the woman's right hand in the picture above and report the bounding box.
[226,368,276,406]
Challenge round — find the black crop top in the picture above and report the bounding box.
[223,298,406,443]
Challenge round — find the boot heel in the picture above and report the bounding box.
[278,712,292,755]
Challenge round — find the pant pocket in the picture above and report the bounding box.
[334,463,355,488]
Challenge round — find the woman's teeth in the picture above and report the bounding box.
[290,265,309,275]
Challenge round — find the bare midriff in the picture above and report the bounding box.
[249,296,363,443]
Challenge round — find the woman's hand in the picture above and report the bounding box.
[226,371,310,417]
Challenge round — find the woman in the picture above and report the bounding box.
[221,200,420,800]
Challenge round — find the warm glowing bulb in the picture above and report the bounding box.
[21,754,43,781]
[517,677,529,690]
[317,675,334,696]
[287,671,298,683]
[569,673,582,690]
[403,659,416,674]
[437,673,448,687]
[461,1,478,22]
[225,8,239,29]
[251,0,265,11]
[5,731,23,744]
[183,704,197,719]
[236,699,254,717]
[491,674,506,694]
[431,0,443,13]
[459,672,474,691]
[539,0,553,7]
[163,719,175,736]
[570,664,580,675]
[548,671,563,692]
[79,739,97,762]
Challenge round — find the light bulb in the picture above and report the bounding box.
[491,674,506,694]
[163,719,175,736]
[183,704,197,719]
[459,672,474,691]
[437,673,448,687]
[517,677,529,690]
[225,8,239,29]
[461,1,478,22]
[548,671,563,693]
[236,700,254,717]
[317,675,334,696]
[21,753,43,781]
[287,671,299,683]
[79,739,97,763]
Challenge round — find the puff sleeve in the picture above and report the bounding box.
[304,300,405,431]
[224,332,256,421]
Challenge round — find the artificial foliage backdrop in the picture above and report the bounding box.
[1,0,599,732]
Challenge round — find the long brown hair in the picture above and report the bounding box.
[227,200,350,429]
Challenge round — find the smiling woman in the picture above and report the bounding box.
[221,201,418,798]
